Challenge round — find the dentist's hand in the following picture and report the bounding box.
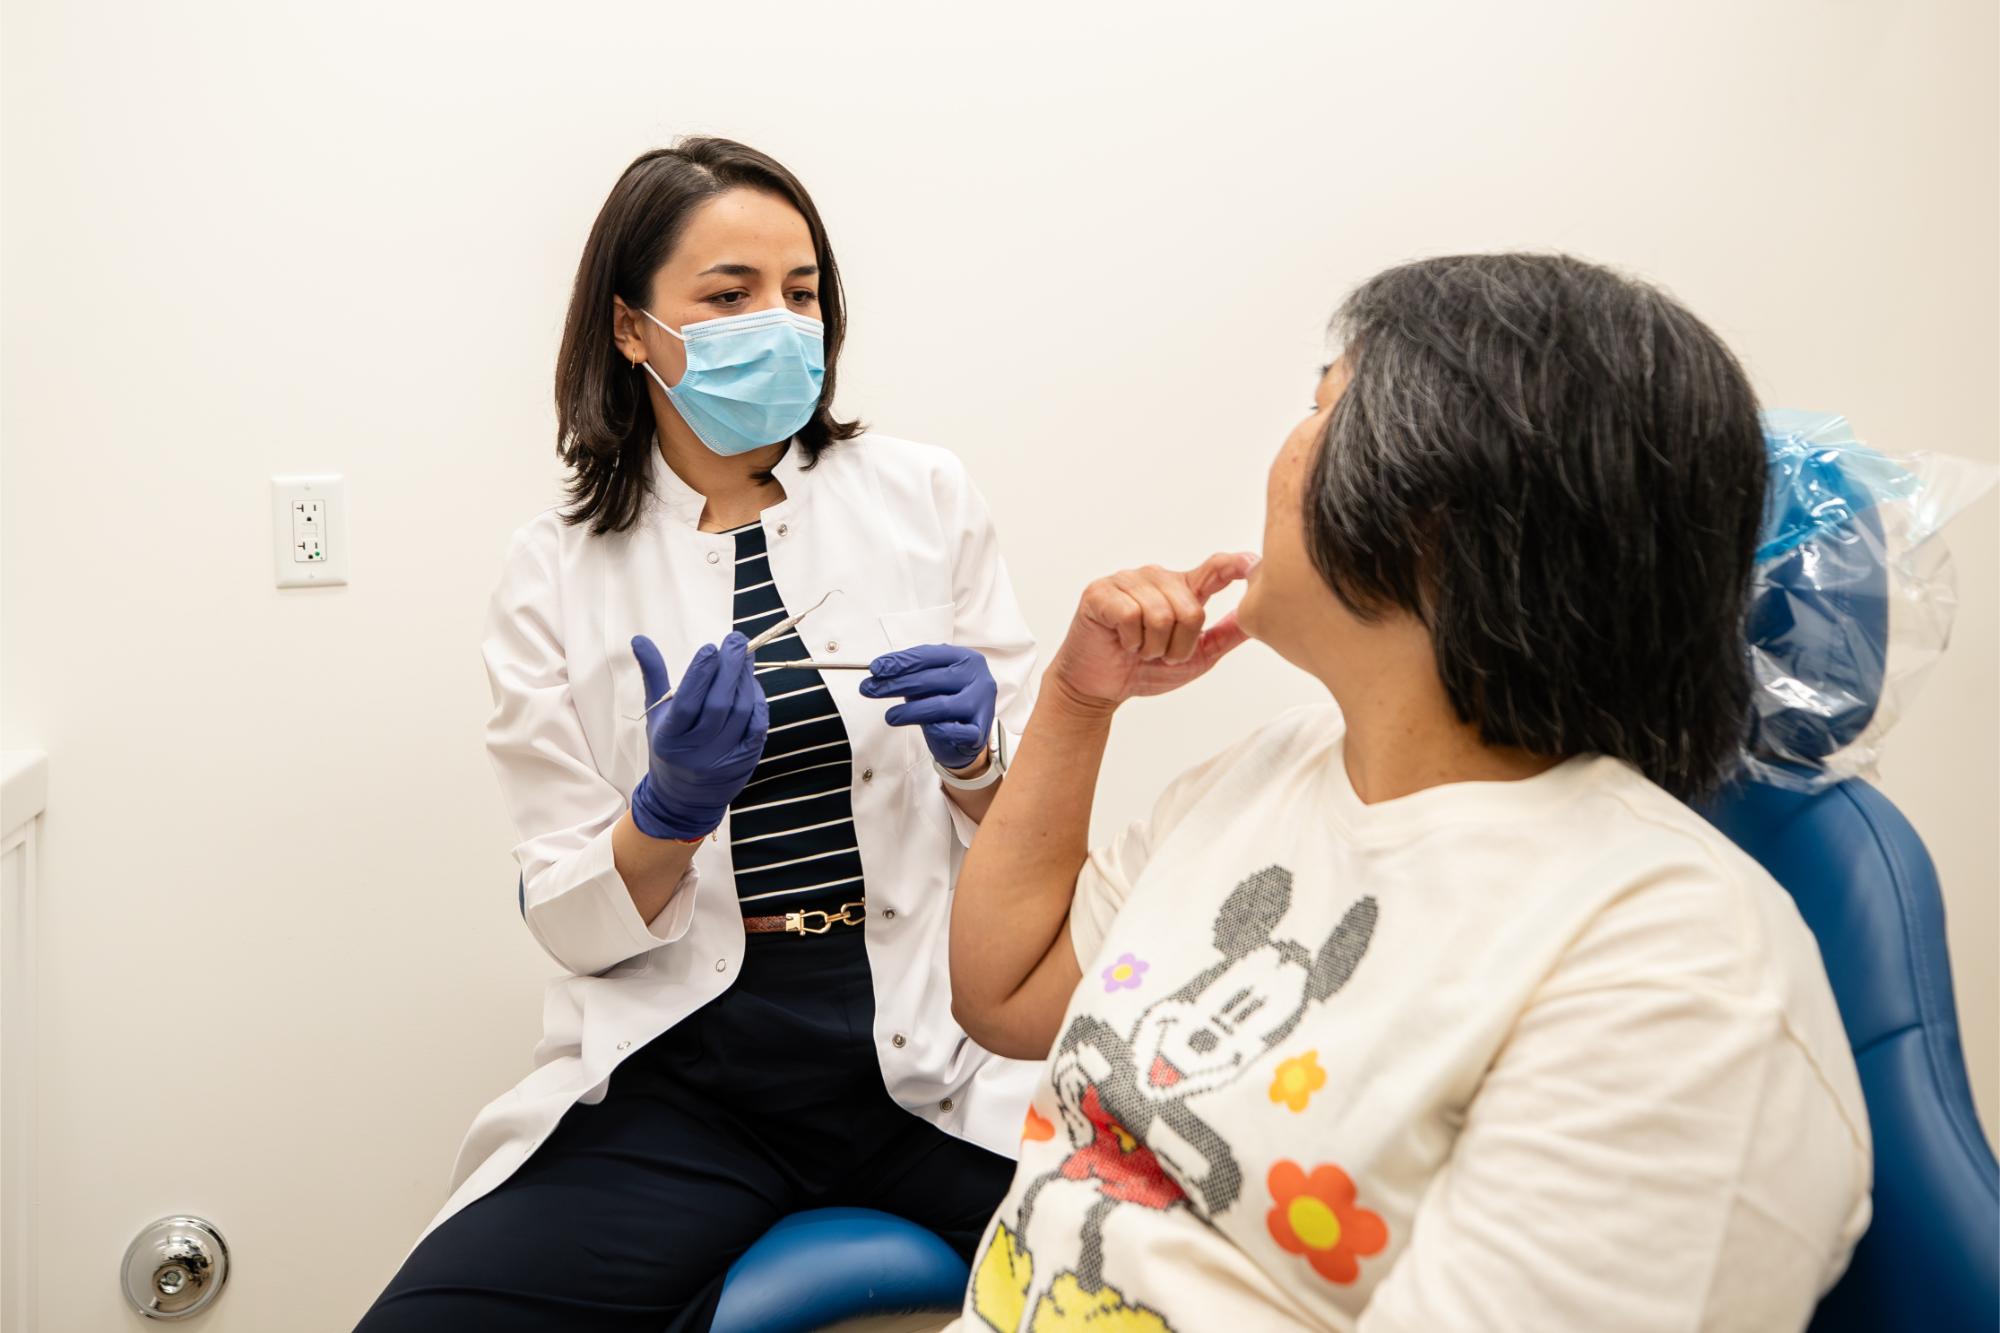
[1047,553,1255,714]
[861,643,996,771]
[627,632,769,841]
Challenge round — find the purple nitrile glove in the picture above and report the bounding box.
[628,631,769,841]
[860,643,996,772]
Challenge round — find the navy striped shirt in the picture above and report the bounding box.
[724,521,866,918]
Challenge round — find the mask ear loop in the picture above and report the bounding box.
[641,308,688,342]
[635,308,686,397]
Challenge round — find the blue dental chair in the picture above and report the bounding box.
[711,1208,968,1332]
[1697,494,1998,1330]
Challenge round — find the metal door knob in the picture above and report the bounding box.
[122,1216,229,1319]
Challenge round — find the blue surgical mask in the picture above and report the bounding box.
[639,306,825,457]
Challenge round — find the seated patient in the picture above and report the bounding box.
[948,254,1871,1332]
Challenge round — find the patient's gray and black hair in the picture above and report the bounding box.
[1307,254,1766,798]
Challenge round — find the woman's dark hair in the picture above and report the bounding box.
[1308,253,1767,798]
[555,138,863,534]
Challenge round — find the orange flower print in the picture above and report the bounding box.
[1266,1160,1388,1284]
[1268,1050,1326,1113]
[1022,1104,1055,1143]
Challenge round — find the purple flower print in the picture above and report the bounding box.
[1101,952,1149,993]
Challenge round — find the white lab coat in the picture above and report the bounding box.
[434,433,1041,1237]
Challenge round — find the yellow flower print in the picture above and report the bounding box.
[1268,1050,1327,1113]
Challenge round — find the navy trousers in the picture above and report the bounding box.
[356,926,1013,1331]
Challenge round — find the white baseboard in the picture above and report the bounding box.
[1,750,46,1333]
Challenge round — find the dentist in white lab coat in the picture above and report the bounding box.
[358,138,1039,1333]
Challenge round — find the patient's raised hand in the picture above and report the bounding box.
[1047,552,1255,714]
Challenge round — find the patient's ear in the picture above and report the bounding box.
[1305,896,1379,1002]
[1213,866,1292,958]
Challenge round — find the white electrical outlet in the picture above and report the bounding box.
[271,475,349,588]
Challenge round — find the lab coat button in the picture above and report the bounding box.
[616,1040,631,1051]
[940,1098,955,1112]
[777,523,790,537]
[862,768,874,782]
[892,1033,907,1048]
[706,551,720,565]
[882,908,896,920]
[826,640,839,653]
[715,958,728,972]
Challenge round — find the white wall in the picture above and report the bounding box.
[2,1,1993,1327]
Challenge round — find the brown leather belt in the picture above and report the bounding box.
[743,900,866,935]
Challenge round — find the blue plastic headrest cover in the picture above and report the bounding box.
[1757,409,1918,562]
[1745,412,1898,767]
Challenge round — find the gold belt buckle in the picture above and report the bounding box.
[784,900,867,935]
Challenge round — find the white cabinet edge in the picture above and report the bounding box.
[0,751,47,837]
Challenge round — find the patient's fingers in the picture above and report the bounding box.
[1195,607,1249,666]
[1152,569,1206,665]
[1124,605,1250,700]
[1112,571,1178,661]
[1188,550,1258,602]
[1117,567,1200,665]
[1064,554,1258,709]
[1115,561,1244,666]
[1081,578,1145,653]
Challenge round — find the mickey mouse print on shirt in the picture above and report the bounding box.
[972,866,1379,1332]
